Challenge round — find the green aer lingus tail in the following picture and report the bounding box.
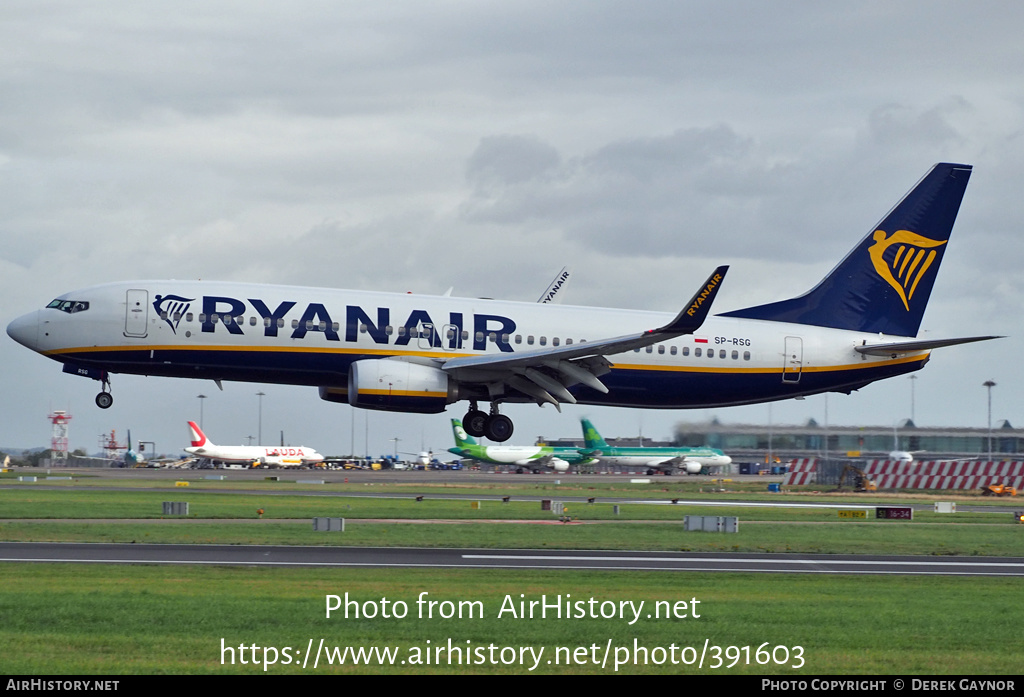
[448,419,596,473]
[579,418,731,475]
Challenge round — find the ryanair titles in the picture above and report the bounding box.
[685,272,723,317]
[179,294,518,352]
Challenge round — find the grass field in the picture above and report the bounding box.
[1,564,1021,675]
[1,474,1022,675]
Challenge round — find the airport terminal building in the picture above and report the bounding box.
[677,418,1024,462]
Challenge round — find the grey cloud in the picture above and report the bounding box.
[865,100,968,149]
[460,125,794,259]
[466,134,561,189]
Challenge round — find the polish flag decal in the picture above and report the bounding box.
[694,337,708,344]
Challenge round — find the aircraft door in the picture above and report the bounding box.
[782,336,803,383]
[417,323,438,350]
[442,323,460,351]
[124,289,149,338]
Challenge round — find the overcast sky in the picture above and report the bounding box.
[2,2,1023,458]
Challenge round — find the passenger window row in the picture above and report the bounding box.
[156,315,735,359]
[156,314,600,349]
[634,345,751,361]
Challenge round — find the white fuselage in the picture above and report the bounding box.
[595,453,732,468]
[185,442,323,467]
[5,279,929,410]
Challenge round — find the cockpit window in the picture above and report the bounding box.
[46,299,90,314]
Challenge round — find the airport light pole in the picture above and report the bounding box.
[908,375,917,423]
[197,394,206,429]
[823,393,829,464]
[256,391,266,445]
[983,380,996,460]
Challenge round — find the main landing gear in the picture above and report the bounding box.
[463,403,514,442]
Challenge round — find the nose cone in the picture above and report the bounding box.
[6,311,40,350]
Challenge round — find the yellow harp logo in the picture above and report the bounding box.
[868,230,946,311]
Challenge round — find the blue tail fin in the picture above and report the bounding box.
[721,163,972,337]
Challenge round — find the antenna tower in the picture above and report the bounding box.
[48,410,73,463]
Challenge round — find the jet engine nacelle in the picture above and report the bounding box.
[550,458,570,473]
[345,359,459,414]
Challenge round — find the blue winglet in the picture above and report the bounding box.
[659,265,728,335]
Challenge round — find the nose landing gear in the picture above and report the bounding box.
[95,375,113,409]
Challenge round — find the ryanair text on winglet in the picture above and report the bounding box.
[686,273,723,317]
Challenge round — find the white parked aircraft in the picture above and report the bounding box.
[579,418,731,475]
[6,164,997,442]
[184,421,324,468]
[888,450,917,464]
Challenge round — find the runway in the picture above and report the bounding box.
[2,542,1022,576]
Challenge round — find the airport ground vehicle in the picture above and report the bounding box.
[836,464,878,492]
[982,484,1018,497]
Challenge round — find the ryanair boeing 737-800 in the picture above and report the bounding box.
[6,163,997,442]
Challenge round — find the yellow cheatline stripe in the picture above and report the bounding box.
[612,352,928,375]
[359,390,448,398]
[47,345,928,375]
[46,344,465,359]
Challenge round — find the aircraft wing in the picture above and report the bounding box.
[854,335,1001,356]
[440,266,727,408]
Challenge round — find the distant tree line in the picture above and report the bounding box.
[1,448,87,467]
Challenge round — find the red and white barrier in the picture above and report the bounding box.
[781,458,1024,490]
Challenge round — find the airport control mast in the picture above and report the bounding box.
[48,410,72,464]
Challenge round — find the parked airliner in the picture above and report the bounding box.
[185,421,324,468]
[6,163,997,442]
[579,418,731,475]
[448,418,595,473]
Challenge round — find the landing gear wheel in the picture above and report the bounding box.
[484,414,514,442]
[464,409,488,437]
[96,392,113,409]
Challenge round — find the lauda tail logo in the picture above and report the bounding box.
[188,422,206,447]
[153,294,194,334]
[868,230,946,311]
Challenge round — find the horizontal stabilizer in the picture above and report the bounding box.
[854,335,1002,356]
